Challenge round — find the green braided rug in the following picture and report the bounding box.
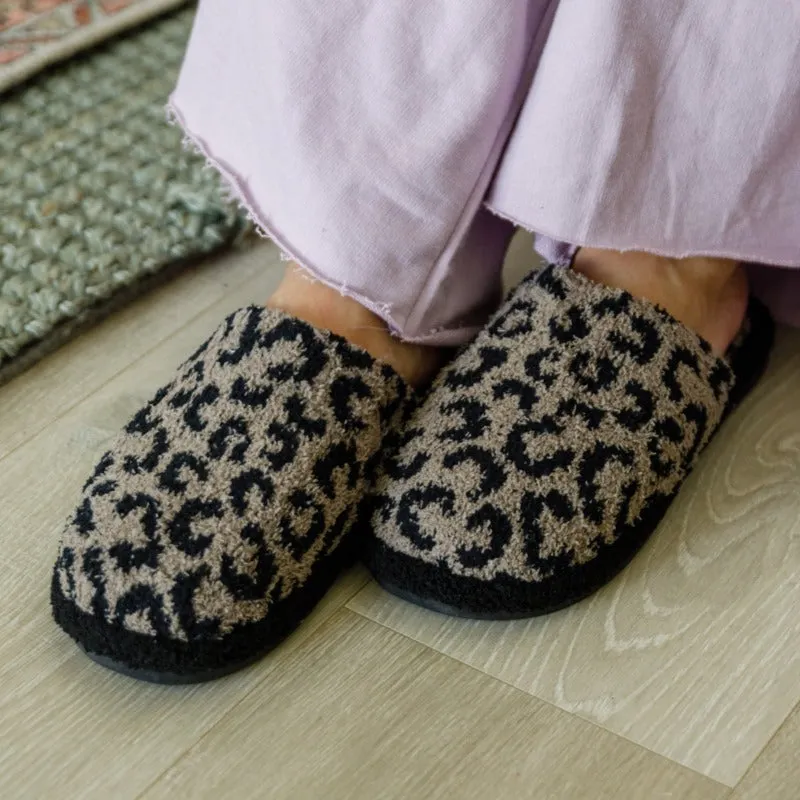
[0,7,246,386]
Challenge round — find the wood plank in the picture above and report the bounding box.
[348,324,800,786]
[0,570,368,800]
[0,258,371,798]
[0,240,278,460]
[143,610,726,800]
[732,701,800,800]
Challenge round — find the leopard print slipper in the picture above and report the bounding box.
[51,307,409,682]
[365,265,774,619]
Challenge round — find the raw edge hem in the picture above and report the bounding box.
[165,100,483,348]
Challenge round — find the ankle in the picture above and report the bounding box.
[267,264,447,387]
[268,266,376,347]
[573,248,748,355]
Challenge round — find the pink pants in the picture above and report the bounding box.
[171,0,800,344]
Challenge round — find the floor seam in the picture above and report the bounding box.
[344,602,733,792]
[729,695,800,795]
[133,596,370,799]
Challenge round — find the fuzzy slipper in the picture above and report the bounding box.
[51,307,409,682]
[365,265,774,619]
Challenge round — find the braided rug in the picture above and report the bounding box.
[0,7,245,385]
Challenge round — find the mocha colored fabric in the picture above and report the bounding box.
[52,307,408,675]
[170,0,800,344]
[365,266,773,615]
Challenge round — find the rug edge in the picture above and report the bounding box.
[0,240,250,389]
[0,0,188,94]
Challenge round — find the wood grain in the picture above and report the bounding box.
[349,324,800,787]
[0,570,367,800]
[143,610,726,800]
[0,241,276,461]
[732,700,800,799]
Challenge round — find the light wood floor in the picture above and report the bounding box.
[2,238,799,799]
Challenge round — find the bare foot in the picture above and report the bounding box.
[572,249,748,355]
[267,264,448,388]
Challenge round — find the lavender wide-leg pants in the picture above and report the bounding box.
[170,0,800,343]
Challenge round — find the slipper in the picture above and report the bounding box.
[365,265,774,619]
[51,306,409,682]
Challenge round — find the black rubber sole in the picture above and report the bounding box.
[364,490,672,621]
[365,296,776,621]
[82,646,268,685]
[375,579,586,621]
[52,539,357,684]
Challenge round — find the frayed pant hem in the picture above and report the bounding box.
[166,99,483,347]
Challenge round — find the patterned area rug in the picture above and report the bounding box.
[0,7,246,385]
[0,0,186,91]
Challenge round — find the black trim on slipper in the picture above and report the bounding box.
[365,490,675,619]
[51,541,357,684]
